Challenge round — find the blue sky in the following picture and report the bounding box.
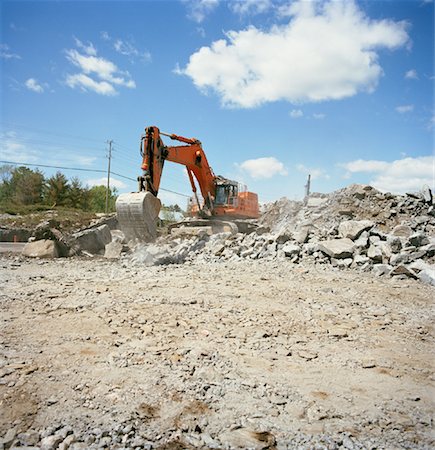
[1,0,434,206]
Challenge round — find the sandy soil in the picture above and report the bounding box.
[0,256,434,449]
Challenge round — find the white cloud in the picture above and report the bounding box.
[25,78,44,93]
[183,0,219,23]
[238,157,288,179]
[65,42,136,95]
[86,177,127,189]
[66,73,116,96]
[340,156,434,193]
[74,37,97,56]
[296,164,329,180]
[290,109,303,118]
[178,0,409,108]
[229,0,272,16]
[312,113,325,119]
[113,39,151,62]
[405,69,418,80]
[0,43,21,59]
[396,104,414,113]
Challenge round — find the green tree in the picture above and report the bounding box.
[44,171,70,207]
[0,165,14,204]
[88,185,118,212]
[8,166,45,205]
[66,177,90,210]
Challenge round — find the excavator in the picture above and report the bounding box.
[116,125,259,242]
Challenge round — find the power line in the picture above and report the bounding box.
[0,160,192,198]
[0,160,106,173]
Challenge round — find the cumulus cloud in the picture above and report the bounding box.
[65,42,136,95]
[340,156,434,193]
[178,0,409,108]
[296,164,329,180]
[229,0,272,16]
[238,157,288,179]
[290,109,303,118]
[396,104,414,113]
[0,43,21,59]
[183,0,219,23]
[86,177,127,189]
[25,78,44,93]
[405,69,418,80]
[66,73,117,96]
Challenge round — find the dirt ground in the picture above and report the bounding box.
[0,255,434,449]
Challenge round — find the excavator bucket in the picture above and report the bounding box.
[115,192,162,242]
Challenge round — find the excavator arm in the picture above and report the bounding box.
[139,126,217,213]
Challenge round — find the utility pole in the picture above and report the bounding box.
[105,140,113,214]
[304,174,311,205]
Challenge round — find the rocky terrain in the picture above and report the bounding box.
[1,257,434,449]
[0,184,434,449]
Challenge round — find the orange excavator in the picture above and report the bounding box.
[116,126,259,241]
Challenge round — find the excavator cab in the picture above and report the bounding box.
[214,180,238,206]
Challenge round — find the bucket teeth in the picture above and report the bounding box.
[115,192,161,242]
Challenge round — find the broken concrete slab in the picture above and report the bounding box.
[71,224,112,254]
[22,240,59,258]
[318,238,355,259]
[338,220,374,240]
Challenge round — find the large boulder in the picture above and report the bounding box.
[338,220,374,240]
[22,240,59,258]
[71,224,112,254]
[318,238,355,259]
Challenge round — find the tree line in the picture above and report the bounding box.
[0,165,118,213]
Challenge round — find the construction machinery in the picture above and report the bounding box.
[116,126,259,242]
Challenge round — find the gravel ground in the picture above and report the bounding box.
[0,255,434,449]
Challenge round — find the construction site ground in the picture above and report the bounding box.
[1,256,434,449]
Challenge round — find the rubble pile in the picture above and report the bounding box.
[8,183,434,285]
[128,184,435,286]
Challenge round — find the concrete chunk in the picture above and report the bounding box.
[104,241,123,259]
[338,220,374,240]
[72,224,112,254]
[318,238,355,259]
[282,243,300,257]
[22,240,59,258]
